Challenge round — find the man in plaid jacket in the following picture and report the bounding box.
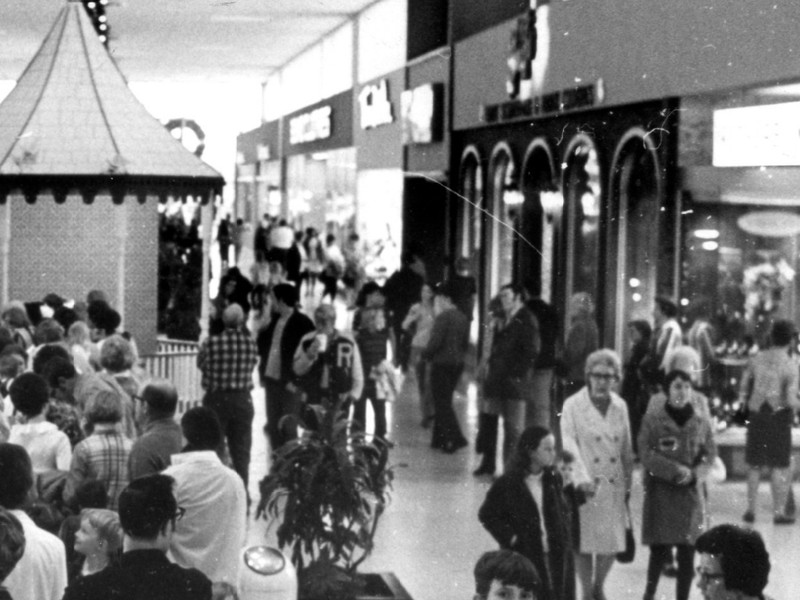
[197,303,257,488]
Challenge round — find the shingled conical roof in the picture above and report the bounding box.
[0,0,223,202]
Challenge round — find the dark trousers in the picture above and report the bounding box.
[645,544,694,600]
[264,379,300,452]
[354,389,387,441]
[203,389,254,489]
[430,363,467,450]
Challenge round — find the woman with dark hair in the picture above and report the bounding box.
[739,318,800,524]
[638,369,716,600]
[478,426,575,600]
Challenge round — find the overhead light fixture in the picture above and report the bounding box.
[693,229,719,240]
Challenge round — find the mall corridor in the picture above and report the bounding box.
[245,369,800,600]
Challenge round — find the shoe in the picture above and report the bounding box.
[472,464,495,477]
[662,562,678,578]
[742,510,755,523]
[443,439,468,454]
[773,515,796,525]
[420,416,434,429]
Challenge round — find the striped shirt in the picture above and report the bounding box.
[197,327,258,392]
[64,424,133,511]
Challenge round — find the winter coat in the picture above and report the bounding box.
[638,400,716,545]
[479,468,575,600]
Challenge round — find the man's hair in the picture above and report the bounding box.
[0,443,34,509]
[474,550,541,598]
[222,303,244,328]
[695,524,770,596]
[663,369,692,389]
[0,507,25,583]
[9,372,50,418]
[272,283,299,307]
[118,474,177,540]
[85,390,122,425]
[80,508,123,554]
[433,281,454,300]
[500,282,525,298]
[100,334,135,373]
[771,319,795,347]
[42,357,77,390]
[181,407,223,450]
[32,343,72,375]
[141,380,178,417]
[33,318,64,345]
[87,301,121,335]
[508,426,552,476]
[75,480,108,510]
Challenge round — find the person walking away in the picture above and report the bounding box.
[561,293,599,398]
[647,295,683,391]
[423,283,470,453]
[560,349,634,600]
[525,287,559,431]
[196,304,258,489]
[639,369,716,600]
[384,252,425,371]
[320,235,345,303]
[473,295,504,477]
[620,320,652,454]
[401,283,436,428]
[479,426,576,600]
[738,319,799,524]
[354,306,391,443]
[217,216,232,268]
[482,284,539,470]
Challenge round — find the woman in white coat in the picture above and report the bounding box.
[560,348,634,600]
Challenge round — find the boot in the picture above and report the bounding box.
[473,413,498,476]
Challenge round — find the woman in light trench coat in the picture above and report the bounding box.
[560,348,634,600]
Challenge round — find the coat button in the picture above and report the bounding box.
[611,457,617,463]
[609,478,615,484]
[594,458,600,463]
[614,436,619,442]
[596,436,602,442]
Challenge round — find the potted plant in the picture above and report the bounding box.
[256,397,403,600]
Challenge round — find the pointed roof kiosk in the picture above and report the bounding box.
[0,1,224,353]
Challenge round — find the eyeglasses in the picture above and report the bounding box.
[174,506,186,521]
[695,567,724,584]
[589,372,617,382]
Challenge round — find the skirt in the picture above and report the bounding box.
[745,403,792,468]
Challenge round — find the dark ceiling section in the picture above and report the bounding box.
[407,0,448,60]
[451,0,527,42]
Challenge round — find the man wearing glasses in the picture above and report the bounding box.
[694,524,771,600]
[62,474,212,600]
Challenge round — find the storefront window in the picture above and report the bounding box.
[458,151,483,261]
[488,148,518,296]
[612,136,660,353]
[563,139,601,303]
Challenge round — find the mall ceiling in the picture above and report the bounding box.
[1,0,377,84]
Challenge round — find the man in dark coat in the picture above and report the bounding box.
[383,252,425,370]
[525,288,559,430]
[482,284,540,470]
[256,284,314,451]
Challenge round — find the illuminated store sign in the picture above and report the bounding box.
[289,106,332,145]
[359,79,393,130]
[714,101,800,167]
[401,83,444,144]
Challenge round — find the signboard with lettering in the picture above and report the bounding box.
[359,79,394,130]
[481,79,604,125]
[401,83,444,144]
[289,106,332,145]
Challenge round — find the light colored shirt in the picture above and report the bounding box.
[4,510,67,600]
[524,471,548,553]
[9,421,72,472]
[164,450,247,586]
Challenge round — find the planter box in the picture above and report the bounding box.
[358,572,412,600]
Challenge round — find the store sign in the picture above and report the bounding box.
[714,101,800,167]
[481,79,604,124]
[401,83,444,144]
[289,106,332,145]
[359,79,393,130]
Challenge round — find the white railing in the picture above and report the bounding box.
[141,338,203,416]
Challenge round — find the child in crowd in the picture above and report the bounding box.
[473,549,542,600]
[73,509,122,579]
[59,481,109,582]
[355,305,390,443]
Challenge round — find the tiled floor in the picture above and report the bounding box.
[244,370,800,600]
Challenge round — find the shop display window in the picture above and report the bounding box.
[488,148,517,296]
[682,204,800,423]
[458,151,483,261]
[563,139,601,303]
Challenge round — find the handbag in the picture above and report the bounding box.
[616,503,636,563]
